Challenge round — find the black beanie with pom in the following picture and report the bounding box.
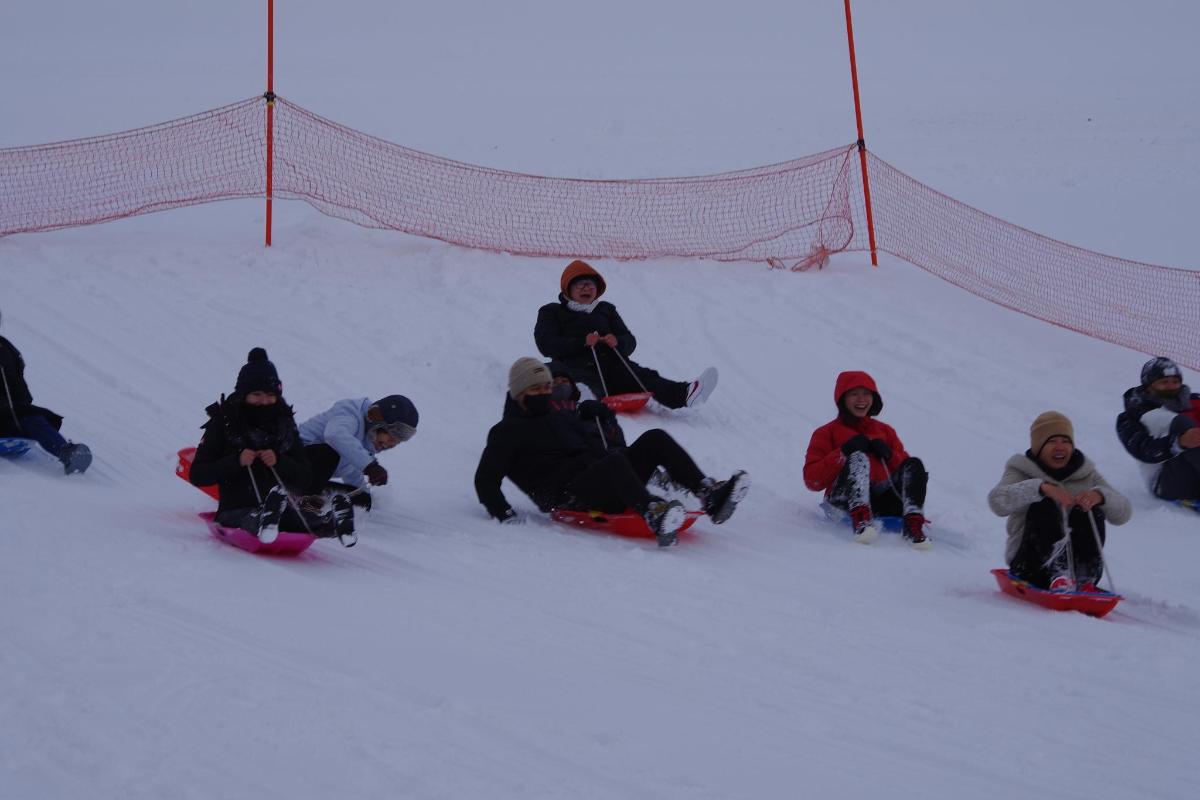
[235,348,282,395]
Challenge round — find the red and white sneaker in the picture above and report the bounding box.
[848,505,878,544]
[902,513,932,550]
[685,367,719,408]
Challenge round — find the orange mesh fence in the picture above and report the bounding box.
[1,96,1194,367]
[862,151,1199,369]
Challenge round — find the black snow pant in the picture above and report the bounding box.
[301,443,343,495]
[564,355,691,409]
[826,454,928,517]
[216,504,335,536]
[1154,448,1200,501]
[1009,498,1106,589]
[561,428,705,513]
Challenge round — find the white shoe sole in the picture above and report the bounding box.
[853,523,879,545]
[686,367,719,408]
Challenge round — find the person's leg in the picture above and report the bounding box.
[565,452,654,513]
[598,354,689,408]
[1010,498,1070,589]
[623,429,705,491]
[1154,450,1200,501]
[302,443,342,495]
[827,452,871,513]
[17,413,67,457]
[1067,507,1105,586]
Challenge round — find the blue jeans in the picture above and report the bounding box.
[18,413,67,458]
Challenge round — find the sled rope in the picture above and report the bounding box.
[610,348,651,394]
[589,345,611,398]
[1087,508,1117,594]
[0,366,22,429]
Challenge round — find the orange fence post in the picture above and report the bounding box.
[264,0,275,247]
[843,0,878,266]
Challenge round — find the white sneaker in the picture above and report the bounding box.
[685,367,719,408]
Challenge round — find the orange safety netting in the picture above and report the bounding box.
[1,96,1195,367]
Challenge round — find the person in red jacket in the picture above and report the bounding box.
[803,371,930,547]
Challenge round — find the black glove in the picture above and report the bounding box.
[841,434,870,456]
[869,438,892,461]
[577,399,613,423]
[498,508,526,525]
[363,460,388,486]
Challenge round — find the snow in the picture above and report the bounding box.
[3,2,1199,798]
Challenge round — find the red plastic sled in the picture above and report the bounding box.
[177,446,221,500]
[200,511,315,556]
[601,392,653,414]
[0,437,33,457]
[990,568,1121,618]
[551,507,704,540]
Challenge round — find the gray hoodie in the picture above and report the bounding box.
[987,452,1131,563]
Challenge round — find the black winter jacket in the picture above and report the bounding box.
[0,335,63,435]
[474,394,608,519]
[189,395,312,513]
[1116,385,1200,464]
[534,296,637,367]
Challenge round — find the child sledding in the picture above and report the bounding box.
[534,260,717,412]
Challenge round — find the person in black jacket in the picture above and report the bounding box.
[474,357,748,546]
[0,310,92,474]
[548,361,626,452]
[189,348,353,544]
[1116,356,1200,501]
[534,260,717,410]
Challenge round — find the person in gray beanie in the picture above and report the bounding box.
[474,357,748,547]
[0,308,92,474]
[1117,356,1200,502]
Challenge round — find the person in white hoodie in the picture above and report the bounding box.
[988,411,1131,592]
[299,394,419,505]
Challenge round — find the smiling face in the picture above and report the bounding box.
[842,387,874,418]
[568,278,598,304]
[1038,435,1075,469]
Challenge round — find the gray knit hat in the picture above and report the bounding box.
[508,357,552,399]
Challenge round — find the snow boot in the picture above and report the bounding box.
[644,499,687,547]
[700,470,750,524]
[331,494,357,547]
[685,367,719,408]
[902,513,932,550]
[848,505,878,544]
[59,442,92,475]
[256,486,289,544]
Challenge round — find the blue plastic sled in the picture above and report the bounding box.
[0,437,34,458]
[819,500,903,532]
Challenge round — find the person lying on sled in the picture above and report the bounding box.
[299,394,419,510]
[474,357,747,546]
[1116,356,1200,503]
[988,411,1131,591]
[803,370,930,547]
[189,348,354,544]
[534,260,716,409]
[0,308,92,474]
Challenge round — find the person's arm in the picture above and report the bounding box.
[803,427,844,492]
[475,428,517,520]
[322,410,375,475]
[534,305,585,360]
[986,463,1043,517]
[189,422,241,487]
[605,306,637,357]
[1116,408,1176,463]
[1089,472,1133,525]
[272,435,312,492]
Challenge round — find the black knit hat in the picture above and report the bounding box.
[235,348,282,395]
[1141,356,1182,387]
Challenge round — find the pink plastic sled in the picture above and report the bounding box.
[200,511,316,556]
[551,507,704,540]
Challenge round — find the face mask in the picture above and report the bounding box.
[1151,386,1182,400]
[523,394,552,416]
[242,403,279,430]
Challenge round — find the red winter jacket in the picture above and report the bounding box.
[803,371,909,495]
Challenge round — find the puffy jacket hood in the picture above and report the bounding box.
[834,370,883,417]
[559,260,606,299]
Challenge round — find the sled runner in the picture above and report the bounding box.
[820,501,904,533]
[199,511,316,556]
[990,568,1121,618]
[0,437,33,457]
[600,391,653,414]
[176,447,220,500]
[551,507,704,540]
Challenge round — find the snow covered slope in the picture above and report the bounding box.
[2,2,1198,798]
